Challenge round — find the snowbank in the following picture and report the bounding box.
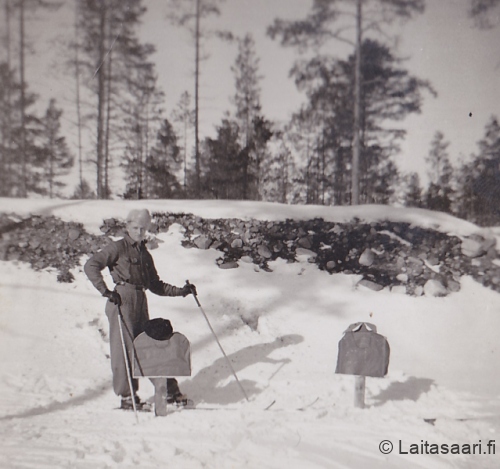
[0,197,482,237]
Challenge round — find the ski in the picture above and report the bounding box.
[115,401,193,414]
[115,399,321,414]
[115,403,154,413]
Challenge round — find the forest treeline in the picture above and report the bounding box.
[0,0,499,226]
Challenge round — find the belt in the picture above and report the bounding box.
[116,281,146,291]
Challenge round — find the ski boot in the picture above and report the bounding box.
[120,395,152,412]
[166,392,192,407]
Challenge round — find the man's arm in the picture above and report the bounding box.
[84,242,119,295]
[145,252,185,297]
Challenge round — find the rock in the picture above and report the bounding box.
[396,255,406,270]
[414,285,424,296]
[231,238,243,249]
[446,279,461,293]
[423,279,448,297]
[358,248,375,266]
[426,255,440,266]
[461,237,484,258]
[29,238,41,249]
[211,241,222,250]
[326,260,336,270]
[193,235,212,250]
[461,234,496,258]
[396,273,408,283]
[491,276,500,285]
[273,241,284,252]
[358,279,384,292]
[218,261,239,270]
[330,225,343,235]
[297,236,313,249]
[406,257,424,275]
[295,248,317,260]
[257,244,272,259]
[68,228,81,241]
[391,285,407,294]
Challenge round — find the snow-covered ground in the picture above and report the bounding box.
[0,198,499,469]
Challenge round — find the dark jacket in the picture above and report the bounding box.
[84,234,183,297]
[335,322,390,378]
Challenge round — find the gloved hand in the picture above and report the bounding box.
[103,289,121,306]
[181,282,197,297]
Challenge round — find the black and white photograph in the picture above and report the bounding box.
[0,0,499,467]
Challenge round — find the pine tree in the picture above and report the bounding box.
[167,0,226,198]
[38,99,74,198]
[171,91,195,192]
[5,0,61,196]
[268,0,426,204]
[232,34,261,147]
[0,63,18,196]
[144,119,182,199]
[469,0,500,28]
[78,0,156,198]
[287,39,433,205]
[456,116,500,224]
[0,61,40,196]
[120,46,164,199]
[424,131,454,213]
[258,135,297,204]
[71,179,95,199]
[203,118,242,199]
[402,172,423,207]
[229,33,272,200]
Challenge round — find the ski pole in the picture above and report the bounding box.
[117,305,139,423]
[186,280,249,402]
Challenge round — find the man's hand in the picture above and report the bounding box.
[181,282,197,297]
[103,289,122,306]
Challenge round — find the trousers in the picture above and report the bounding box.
[105,284,180,397]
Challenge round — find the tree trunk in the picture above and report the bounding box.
[96,1,107,198]
[49,134,54,198]
[321,132,326,205]
[183,117,188,190]
[351,0,362,205]
[19,0,27,197]
[104,43,113,199]
[2,0,13,195]
[143,104,150,199]
[74,0,84,192]
[194,0,201,198]
[281,151,288,204]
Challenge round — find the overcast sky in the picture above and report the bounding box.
[15,0,500,193]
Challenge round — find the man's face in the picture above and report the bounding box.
[127,220,148,243]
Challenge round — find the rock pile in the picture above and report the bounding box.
[1,210,499,297]
[0,213,110,283]
[152,212,500,297]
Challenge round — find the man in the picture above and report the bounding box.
[84,208,196,410]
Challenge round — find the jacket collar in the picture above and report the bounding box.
[123,233,143,248]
